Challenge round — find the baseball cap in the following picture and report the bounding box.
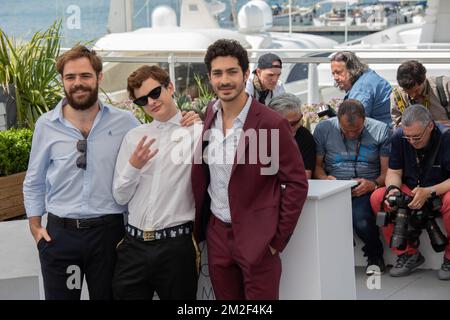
[257,53,282,70]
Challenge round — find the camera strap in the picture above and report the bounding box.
[342,128,364,178]
[416,126,450,186]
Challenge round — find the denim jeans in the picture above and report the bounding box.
[352,193,384,259]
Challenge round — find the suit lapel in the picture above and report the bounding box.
[231,100,261,176]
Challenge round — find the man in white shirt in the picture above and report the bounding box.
[245,52,286,106]
[112,65,202,299]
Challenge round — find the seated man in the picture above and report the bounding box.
[370,104,450,279]
[314,99,391,275]
[268,93,316,179]
[245,52,285,105]
[391,60,450,128]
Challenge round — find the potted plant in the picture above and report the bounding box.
[0,21,63,129]
[0,21,62,220]
[0,128,32,220]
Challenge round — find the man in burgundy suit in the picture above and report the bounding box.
[191,39,308,300]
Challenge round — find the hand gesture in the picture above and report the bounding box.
[129,136,158,169]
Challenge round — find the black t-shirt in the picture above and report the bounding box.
[389,124,450,189]
[295,126,316,172]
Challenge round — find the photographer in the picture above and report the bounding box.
[314,99,391,275]
[370,104,450,279]
[245,53,285,105]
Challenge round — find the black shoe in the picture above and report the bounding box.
[366,256,386,275]
[389,252,425,277]
[438,257,450,280]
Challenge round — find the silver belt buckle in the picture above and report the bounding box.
[76,219,89,229]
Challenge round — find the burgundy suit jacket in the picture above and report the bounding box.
[191,98,308,265]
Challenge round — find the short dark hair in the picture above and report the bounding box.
[330,51,368,85]
[337,99,366,124]
[56,45,102,76]
[127,65,170,100]
[397,60,426,89]
[204,39,249,74]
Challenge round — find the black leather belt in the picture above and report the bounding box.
[48,212,123,230]
[126,222,193,242]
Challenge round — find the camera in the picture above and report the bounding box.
[376,191,448,252]
[317,104,336,118]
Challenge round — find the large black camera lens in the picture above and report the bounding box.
[426,218,448,252]
[390,209,409,250]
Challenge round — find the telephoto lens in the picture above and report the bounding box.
[426,218,448,252]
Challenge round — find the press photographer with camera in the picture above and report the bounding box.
[314,99,391,275]
[370,104,450,279]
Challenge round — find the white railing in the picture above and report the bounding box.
[63,47,450,103]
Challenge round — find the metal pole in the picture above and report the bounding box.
[289,0,293,35]
[168,53,176,89]
[345,0,348,43]
[307,63,319,104]
[125,0,134,32]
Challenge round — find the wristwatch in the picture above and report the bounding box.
[429,187,437,198]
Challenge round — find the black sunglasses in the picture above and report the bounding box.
[76,139,87,170]
[133,86,163,107]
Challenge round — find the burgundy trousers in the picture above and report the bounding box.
[206,214,281,300]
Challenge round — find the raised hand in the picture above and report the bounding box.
[129,136,159,169]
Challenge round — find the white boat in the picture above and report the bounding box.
[315,0,450,103]
[313,0,358,27]
[94,0,337,103]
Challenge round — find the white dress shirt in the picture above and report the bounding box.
[207,96,252,223]
[113,111,203,230]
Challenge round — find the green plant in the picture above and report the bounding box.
[101,88,153,124]
[175,73,215,119]
[0,21,63,129]
[0,128,33,176]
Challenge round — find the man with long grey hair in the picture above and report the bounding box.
[370,104,450,279]
[331,51,392,127]
[268,93,316,179]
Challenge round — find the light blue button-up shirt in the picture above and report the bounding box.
[345,68,392,127]
[23,99,140,219]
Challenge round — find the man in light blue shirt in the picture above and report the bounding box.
[23,45,140,300]
[331,51,392,127]
[24,46,199,300]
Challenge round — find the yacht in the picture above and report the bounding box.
[93,0,337,102]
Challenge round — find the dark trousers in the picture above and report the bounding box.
[206,215,281,300]
[112,234,198,300]
[38,214,124,300]
[352,194,384,259]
